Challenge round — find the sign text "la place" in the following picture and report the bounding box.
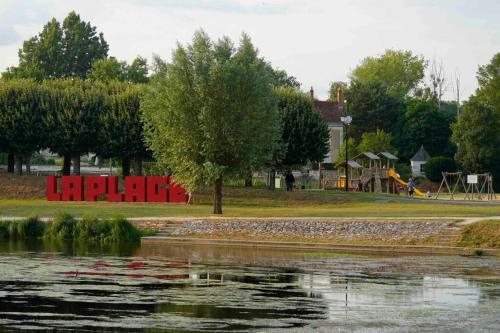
[47,176,188,203]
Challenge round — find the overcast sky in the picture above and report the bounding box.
[0,0,498,100]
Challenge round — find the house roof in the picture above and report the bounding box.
[377,152,399,160]
[335,160,363,169]
[313,100,343,123]
[354,152,380,160]
[411,145,431,162]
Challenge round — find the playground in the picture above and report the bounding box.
[322,150,496,201]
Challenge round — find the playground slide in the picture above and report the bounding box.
[388,170,425,196]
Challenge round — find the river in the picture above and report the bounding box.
[0,241,498,332]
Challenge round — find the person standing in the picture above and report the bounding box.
[285,170,295,191]
[408,178,415,197]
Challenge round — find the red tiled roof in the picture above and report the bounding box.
[313,100,343,124]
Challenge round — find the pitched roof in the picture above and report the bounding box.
[354,152,380,160]
[313,100,343,123]
[335,160,363,169]
[377,152,398,160]
[411,145,431,162]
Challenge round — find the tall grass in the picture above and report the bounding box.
[0,214,142,243]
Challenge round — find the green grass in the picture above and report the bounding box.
[456,220,500,248]
[1,187,499,218]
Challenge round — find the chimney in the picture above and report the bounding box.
[309,86,314,101]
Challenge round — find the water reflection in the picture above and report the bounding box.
[0,242,498,332]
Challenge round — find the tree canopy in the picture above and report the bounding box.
[89,56,149,83]
[274,87,329,168]
[452,53,500,189]
[142,31,280,214]
[2,11,108,80]
[350,49,426,98]
[357,129,396,154]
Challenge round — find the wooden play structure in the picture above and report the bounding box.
[324,151,424,196]
[435,172,496,200]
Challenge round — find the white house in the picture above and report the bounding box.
[411,145,431,178]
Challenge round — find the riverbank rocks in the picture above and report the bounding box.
[170,218,452,243]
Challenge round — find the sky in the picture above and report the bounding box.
[0,0,498,100]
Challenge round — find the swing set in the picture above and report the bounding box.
[435,172,496,200]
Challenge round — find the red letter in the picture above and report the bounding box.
[107,176,124,202]
[47,176,61,201]
[86,176,107,201]
[61,176,84,201]
[168,177,188,203]
[147,176,168,202]
[125,176,146,202]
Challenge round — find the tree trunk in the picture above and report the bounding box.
[71,155,81,175]
[7,153,14,173]
[268,169,276,191]
[134,155,143,176]
[213,177,223,215]
[122,156,131,179]
[244,172,253,187]
[62,155,71,176]
[25,155,31,174]
[15,155,22,176]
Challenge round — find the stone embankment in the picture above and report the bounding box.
[168,218,452,244]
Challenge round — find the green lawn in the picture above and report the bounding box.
[1,187,500,218]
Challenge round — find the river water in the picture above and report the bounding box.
[0,241,498,332]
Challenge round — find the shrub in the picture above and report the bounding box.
[45,213,77,240]
[396,163,411,180]
[108,217,141,243]
[424,156,457,182]
[19,216,45,238]
[0,221,10,239]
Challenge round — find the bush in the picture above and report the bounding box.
[45,213,77,240]
[424,156,457,182]
[108,217,141,243]
[0,217,44,240]
[396,163,411,180]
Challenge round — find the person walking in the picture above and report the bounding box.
[285,170,295,192]
[408,178,415,197]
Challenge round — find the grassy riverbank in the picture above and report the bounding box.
[457,220,500,248]
[1,187,500,218]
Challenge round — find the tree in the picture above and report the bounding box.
[452,53,500,190]
[345,80,403,140]
[269,68,301,89]
[88,58,128,82]
[0,80,47,174]
[350,49,426,98]
[336,138,359,165]
[275,87,329,168]
[328,81,348,102]
[394,99,454,161]
[357,129,396,154]
[427,57,448,107]
[3,11,108,80]
[89,56,149,84]
[142,31,280,214]
[96,82,148,177]
[424,156,456,182]
[44,79,107,175]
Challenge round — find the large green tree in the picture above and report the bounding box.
[394,99,454,161]
[350,49,426,98]
[357,129,396,154]
[452,53,500,190]
[44,79,107,175]
[0,80,47,174]
[345,80,403,140]
[142,31,280,214]
[275,87,329,168]
[96,82,148,177]
[2,11,108,80]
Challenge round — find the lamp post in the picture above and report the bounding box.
[341,104,352,192]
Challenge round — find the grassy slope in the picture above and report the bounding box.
[1,187,500,218]
[456,220,500,248]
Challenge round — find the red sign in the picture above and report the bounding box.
[47,176,188,203]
